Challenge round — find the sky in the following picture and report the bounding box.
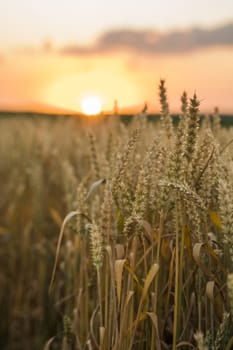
[0,0,233,113]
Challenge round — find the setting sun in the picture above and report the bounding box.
[81,96,102,115]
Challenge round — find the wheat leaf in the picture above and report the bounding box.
[49,211,91,293]
[141,263,159,302]
[115,259,126,309]
[86,179,106,200]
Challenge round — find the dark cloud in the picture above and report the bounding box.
[60,22,233,55]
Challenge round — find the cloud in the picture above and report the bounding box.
[61,22,233,55]
[13,39,54,55]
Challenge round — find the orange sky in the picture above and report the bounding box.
[0,0,233,114]
[1,45,233,114]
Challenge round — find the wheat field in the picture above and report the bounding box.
[1,81,233,350]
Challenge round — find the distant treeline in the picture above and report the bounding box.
[1,111,233,127]
[121,114,233,127]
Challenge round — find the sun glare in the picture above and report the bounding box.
[81,96,102,115]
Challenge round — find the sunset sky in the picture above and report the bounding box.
[0,0,233,113]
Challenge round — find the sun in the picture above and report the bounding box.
[81,96,102,115]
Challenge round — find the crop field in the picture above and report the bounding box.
[1,81,233,350]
